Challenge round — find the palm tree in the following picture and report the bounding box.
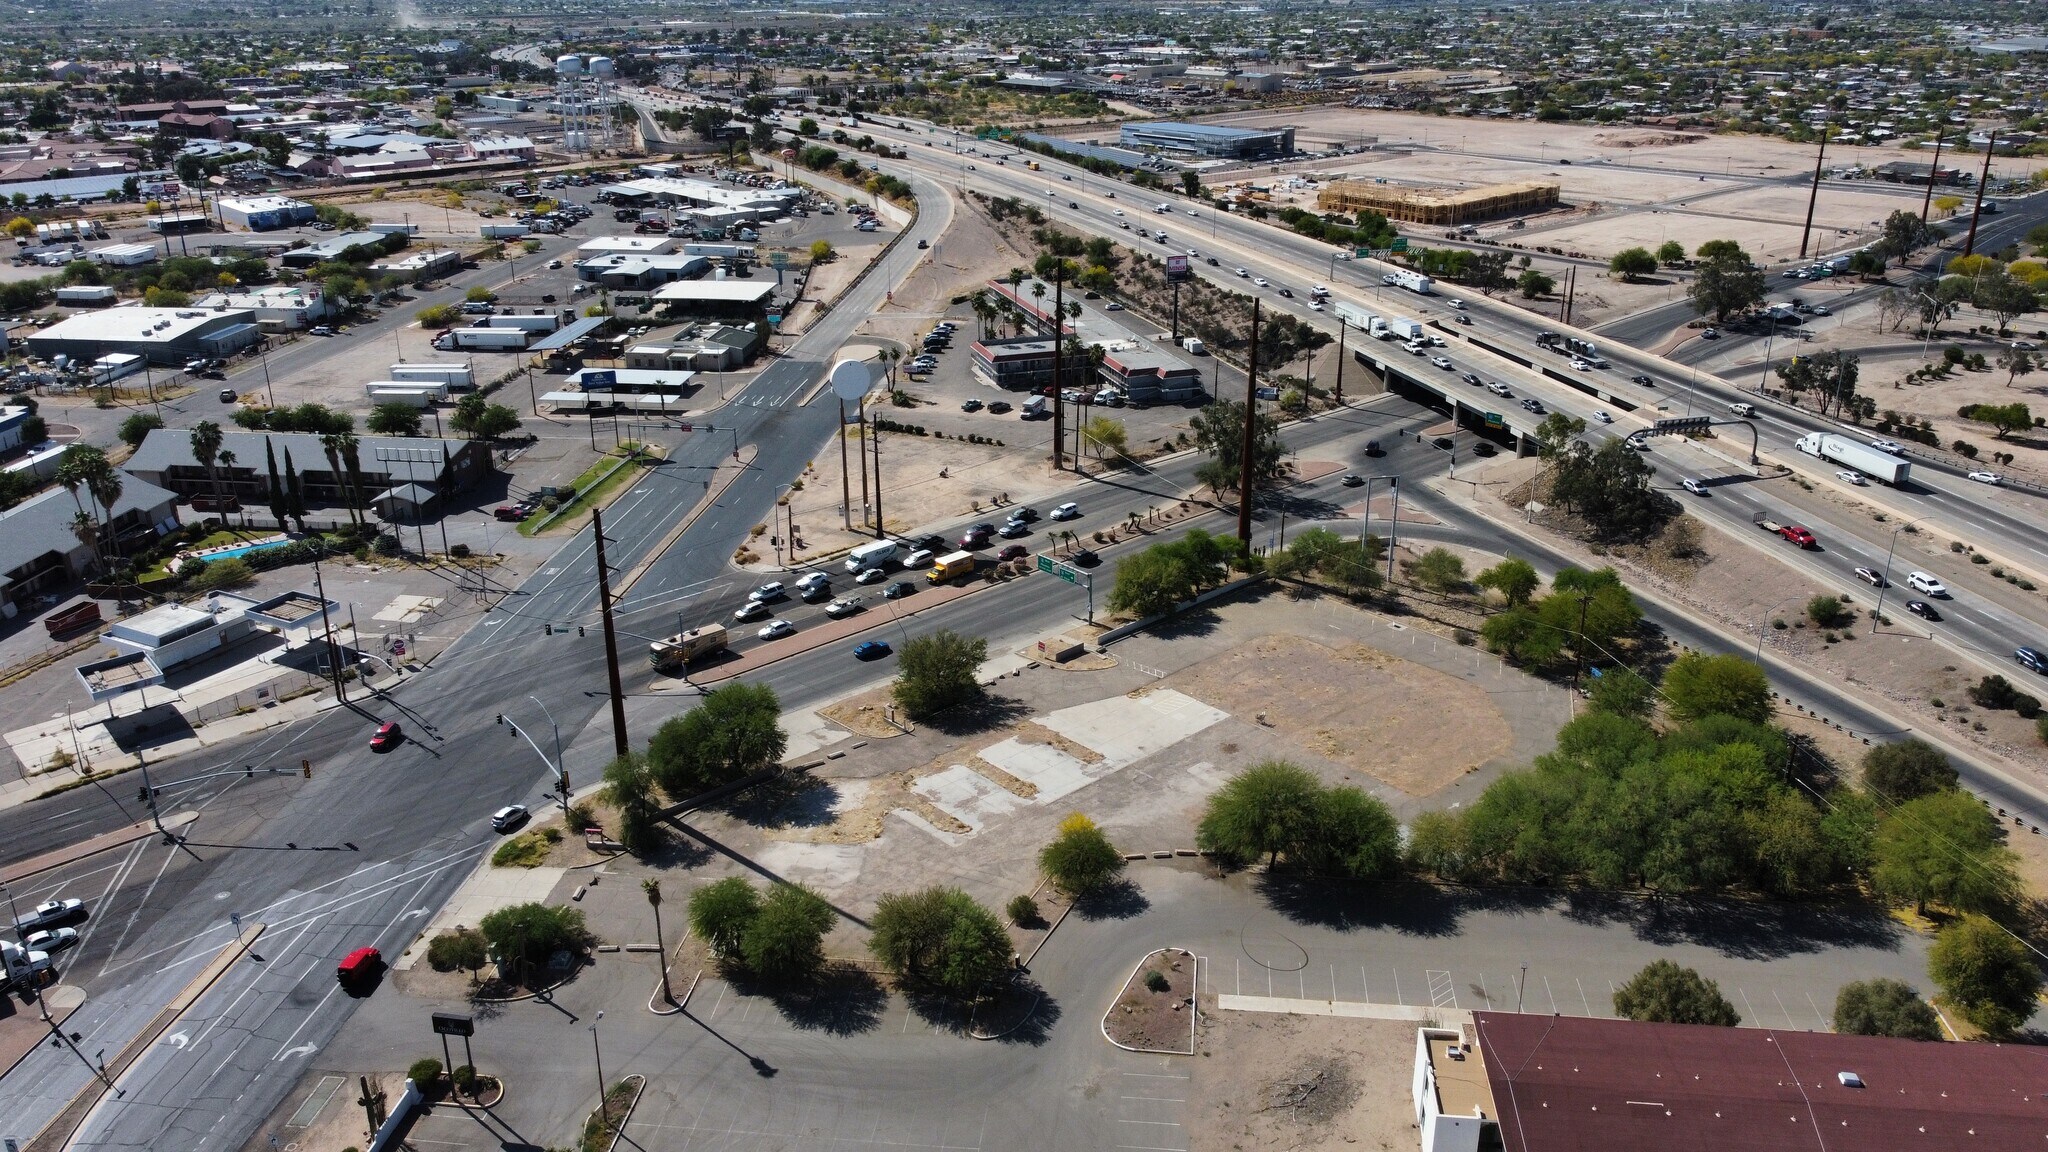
[68,511,99,576]
[338,434,368,528]
[216,449,240,527]
[59,445,121,569]
[318,434,352,529]
[189,420,223,524]
[644,879,672,1004]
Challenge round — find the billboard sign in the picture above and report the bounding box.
[581,370,616,389]
[1165,254,1191,282]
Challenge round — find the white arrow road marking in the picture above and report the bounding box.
[165,1031,189,1049]
[278,1044,316,1061]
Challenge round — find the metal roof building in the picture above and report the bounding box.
[1118,121,1295,159]
[24,307,263,366]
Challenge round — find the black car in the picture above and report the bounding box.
[1006,507,1040,522]
[884,581,917,600]
[1070,548,1099,567]
[1631,374,1654,386]
[1906,600,1942,621]
[987,401,1013,414]
[913,534,949,553]
[2018,646,2046,674]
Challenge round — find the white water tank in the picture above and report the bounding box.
[555,54,584,76]
[588,56,615,78]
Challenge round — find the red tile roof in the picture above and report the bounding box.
[1474,1011,2048,1152]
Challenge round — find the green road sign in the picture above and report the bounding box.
[1036,554,1079,584]
[1390,237,1409,251]
[1485,411,1504,430]
[1036,554,1054,573]
[769,251,789,270]
[1354,247,1372,259]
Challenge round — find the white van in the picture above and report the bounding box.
[845,539,899,573]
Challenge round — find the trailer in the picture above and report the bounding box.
[387,363,475,390]
[1752,511,1818,549]
[44,601,101,636]
[449,327,532,351]
[1388,269,1433,295]
[649,623,728,671]
[364,383,447,407]
[1385,318,1425,342]
[89,353,145,386]
[479,223,530,239]
[1796,432,1910,486]
[480,313,561,333]
[1334,303,1378,333]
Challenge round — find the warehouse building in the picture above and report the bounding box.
[280,231,390,268]
[25,307,263,366]
[651,278,777,320]
[1415,1012,2048,1152]
[1316,179,1560,226]
[1118,121,1295,159]
[190,285,335,330]
[215,195,317,232]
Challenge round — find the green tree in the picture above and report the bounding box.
[477,902,590,983]
[417,303,459,328]
[1973,269,2037,335]
[891,629,987,719]
[1038,813,1125,896]
[868,887,1011,998]
[1586,667,1657,719]
[1928,914,2043,1037]
[1612,960,1740,1026]
[1964,402,2034,439]
[117,412,164,448]
[809,239,835,264]
[1688,246,1766,322]
[1475,557,1540,606]
[1861,738,1957,802]
[464,285,496,303]
[1300,786,1401,880]
[600,751,663,855]
[742,882,835,983]
[646,682,786,799]
[1196,761,1321,867]
[1871,790,2021,916]
[1609,247,1657,281]
[1180,170,1201,197]
[1659,652,1773,724]
[1532,411,1587,461]
[188,556,255,591]
[367,403,423,437]
[426,927,489,981]
[1654,240,1687,266]
[449,395,521,441]
[1188,398,1289,498]
[1806,594,1850,629]
[688,877,762,959]
[1549,437,1668,540]
[1833,978,1943,1040]
[1879,209,1934,265]
[1774,349,1861,418]
[1080,416,1127,461]
[1516,268,1555,298]
[1405,547,1467,594]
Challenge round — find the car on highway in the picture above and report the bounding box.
[1253,277,1269,287]
[1455,314,1473,325]
[1006,506,1040,522]
[1699,327,1719,339]
[749,581,786,602]
[1968,470,2003,485]
[1308,300,1324,310]
[1459,372,1481,386]
[903,549,935,572]
[1835,470,1867,486]
[1449,299,1466,309]
[732,600,772,622]
[997,544,1029,562]
[884,581,917,600]
[961,524,995,548]
[1905,600,1942,621]
[1520,398,1545,413]
[825,596,864,618]
[795,572,830,595]
[1104,302,1123,310]
[1854,567,1888,587]
[1430,356,1452,369]
[336,946,382,985]
[757,619,796,640]
[1112,209,1124,216]
[1572,358,1593,372]
[998,520,1031,539]
[546,259,563,269]
[2018,646,2047,674]
[219,388,237,403]
[369,721,402,752]
[1486,382,1512,397]
[853,640,892,661]
[1277,288,1294,298]
[490,805,529,832]
[1594,410,1613,423]
[854,567,889,585]
[1235,267,1249,277]
[1810,304,1830,316]
[961,398,983,412]
[1070,548,1100,567]
[1870,439,1904,454]
[13,899,85,933]
[1906,571,1948,597]
[1340,474,1365,487]
[23,927,78,954]
[1630,374,1654,386]
[1050,502,1081,521]
[310,326,335,337]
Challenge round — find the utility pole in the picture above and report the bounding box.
[1920,123,1946,225]
[857,398,870,528]
[311,557,346,702]
[1236,299,1261,546]
[589,508,628,757]
[1049,272,1066,472]
[837,398,852,530]
[870,413,885,539]
[1169,276,1180,343]
[1963,129,1997,258]
[1333,318,1346,405]
[1569,593,1592,693]
[1797,126,1829,260]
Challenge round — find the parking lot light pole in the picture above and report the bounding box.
[590,1010,606,1108]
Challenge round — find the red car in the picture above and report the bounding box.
[997,544,1029,562]
[369,721,402,751]
[336,946,382,984]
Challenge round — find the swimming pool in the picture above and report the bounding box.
[204,539,292,562]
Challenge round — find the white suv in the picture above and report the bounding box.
[1906,571,1948,597]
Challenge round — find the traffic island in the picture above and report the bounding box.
[580,1073,644,1152]
[1102,947,1198,1055]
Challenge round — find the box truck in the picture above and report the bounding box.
[649,623,728,671]
[846,539,900,573]
[1385,318,1425,342]
[1389,269,1433,294]
[927,550,976,584]
[1335,303,1378,332]
[479,223,530,239]
[1796,432,1910,486]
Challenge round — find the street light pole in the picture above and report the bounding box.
[1756,593,1803,662]
[528,694,568,812]
[1872,517,1928,632]
[590,1010,606,1106]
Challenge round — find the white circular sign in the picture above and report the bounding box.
[828,359,872,400]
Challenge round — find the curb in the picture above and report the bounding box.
[969,988,1042,1041]
[470,956,588,1004]
[645,941,693,1016]
[1099,947,1199,1056]
[590,1072,646,1152]
[0,811,199,884]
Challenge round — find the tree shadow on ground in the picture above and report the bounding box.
[1074,878,1150,921]
[642,826,715,870]
[1253,874,1528,939]
[978,978,1060,1046]
[720,773,841,830]
[920,694,1033,739]
[752,962,888,1036]
[1146,604,1225,641]
[901,984,976,1034]
[1561,889,1908,960]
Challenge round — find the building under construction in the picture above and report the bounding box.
[1315,179,1560,226]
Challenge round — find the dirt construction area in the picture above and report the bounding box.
[1190,1010,1420,1152]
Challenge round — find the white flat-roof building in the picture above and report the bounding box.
[89,242,158,267]
[651,279,776,309]
[25,307,263,365]
[574,253,709,290]
[215,194,316,232]
[576,235,678,257]
[191,285,334,329]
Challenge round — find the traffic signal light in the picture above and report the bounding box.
[496,713,504,725]
[544,623,553,635]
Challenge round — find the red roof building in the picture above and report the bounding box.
[1441,1011,2048,1152]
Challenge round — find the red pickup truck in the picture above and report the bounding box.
[44,602,101,636]
[1753,512,1817,549]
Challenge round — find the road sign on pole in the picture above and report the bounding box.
[1390,237,1409,251]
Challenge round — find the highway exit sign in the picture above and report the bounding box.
[1354,248,1372,259]
[1036,554,1079,584]
[1390,237,1409,251]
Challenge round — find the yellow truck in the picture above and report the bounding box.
[927,550,976,584]
[649,623,728,671]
